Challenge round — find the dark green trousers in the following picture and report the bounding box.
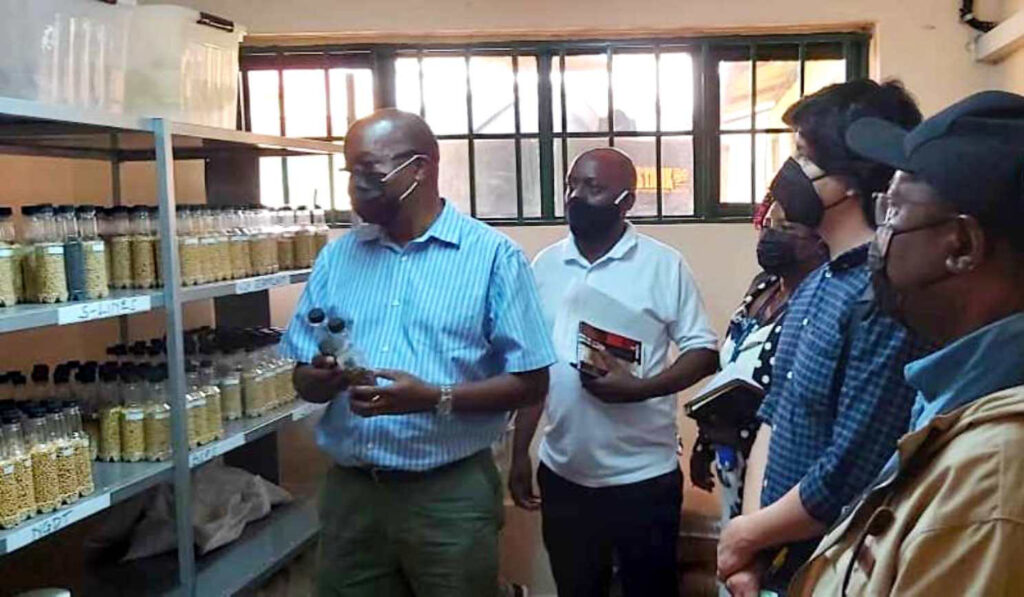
[316,450,503,597]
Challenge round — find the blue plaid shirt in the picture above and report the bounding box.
[280,201,557,471]
[758,244,926,524]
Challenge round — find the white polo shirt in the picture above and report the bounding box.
[533,225,718,488]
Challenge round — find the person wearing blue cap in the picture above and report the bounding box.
[789,90,1024,596]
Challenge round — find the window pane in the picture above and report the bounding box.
[259,157,284,207]
[329,68,374,134]
[332,146,351,211]
[804,58,846,96]
[439,140,470,214]
[395,57,421,115]
[474,139,517,218]
[615,137,657,216]
[517,56,539,134]
[423,56,468,135]
[470,56,514,134]
[662,136,695,216]
[521,138,542,218]
[755,132,795,200]
[283,69,327,137]
[719,50,752,131]
[554,137,609,215]
[659,52,694,131]
[755,47,799,129]
[248,71,281,135]
[564,54,609,132]
[611,53,656,132]
[287,155,331,208]
[720,133,752,204]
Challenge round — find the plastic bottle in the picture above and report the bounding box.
[0,424,21,528]
[75,206,109,299]
[119,366,146,463]
[0,207,18,307]
[28,205,69,303]
[276,207,296,271]
[130,206,157,289]
[62,401,93,497]
[97,207,113,285]
[199,360,224,441]
[29,364,49,402]
[3,414,35,523]
[26,408,59,514]
[217,345,243,421]
[293,206,316,268]
[185,362,209,447]
[9,373,28,403]
[144,366,171,462]
[241,343,266,418]
[108,206,133,290]
[97,363,122,462]
[47,401,79,505]
[312,205,330,258]
[178,205,201,286]
[57,205,87,302]
[227,206,253,280]
[77,365,100,461]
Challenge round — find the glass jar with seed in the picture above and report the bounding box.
[108,207,132,289]
[25,409,59,514]
[199,360,224,441]
[77,366,100,460]
[76,206,109,300]
[46,402,79,505]
[97,207,113,284]
[0,425,23,529]
[293,206,316,268]
[129,207,157,289]
[186,363,209,446]
[97,363,122,462]
[144,366,171,462]
[276,207,296,271]
[119,366,146,462]
[3,416,35,523]
[312,206,330,258]
[60,401,92,497]
[0,207,17,307]
[217,346,244,421]
[58,205,89,302]
[25,205,69,304]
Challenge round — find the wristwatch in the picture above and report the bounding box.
[436,385,454,416]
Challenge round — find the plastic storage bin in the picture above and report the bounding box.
[0,0,132,112]
[125,5,245,129]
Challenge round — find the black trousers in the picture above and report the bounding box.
[538,463,682,597]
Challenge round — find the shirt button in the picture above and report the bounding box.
[802,318,809,326]
[401,255,409,262]
[825,271,833,279]
[391,299,400,307]
[787,371,794,380]
[381,345,390,352]
[367,443,374,450]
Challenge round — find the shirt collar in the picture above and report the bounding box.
[828,243,869,272]
[562,223,639,268]
[354,199,462,248]
[906,311,1024,419]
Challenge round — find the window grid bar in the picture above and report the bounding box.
[276,54,290,206]
[537,52,556,219]
[465,51,478,218]
[323,59,336,211]
[512,52,525,221]
[417,51,426,119]
[750,43,757,206]
[798,42,806,97]
[607,47,615,148]
[559,51,568,194]
[654,46,663,220]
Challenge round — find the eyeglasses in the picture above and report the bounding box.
[342,154,428,184]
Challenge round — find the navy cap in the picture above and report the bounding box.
[846,90,1024,228]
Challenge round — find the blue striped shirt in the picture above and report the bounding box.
[280,201,557,471]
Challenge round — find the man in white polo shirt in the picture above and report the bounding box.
[511,148,719,597]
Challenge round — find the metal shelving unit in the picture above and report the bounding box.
[0,96,336,595]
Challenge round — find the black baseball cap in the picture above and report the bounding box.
[845,90,1024,229]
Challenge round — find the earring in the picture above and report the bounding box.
[947,255,974,272]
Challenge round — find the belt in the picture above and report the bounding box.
[344,451,483,484]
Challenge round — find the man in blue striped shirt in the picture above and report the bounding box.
[281,109,556,597]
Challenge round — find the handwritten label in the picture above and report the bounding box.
[88,240,105,253]
[45,245,64,256]
[57,295,152,326]
[5,492,111,552]
[188,433,245,468]
[292,402,319,421]
[235,273,289,295]
[0,248,12,259]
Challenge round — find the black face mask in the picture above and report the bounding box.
[756,228,800,274]
[770,158,826,228]
[568,200,623,242]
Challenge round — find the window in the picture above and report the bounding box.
[241,34,867,222]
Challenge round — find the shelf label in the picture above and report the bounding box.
[5,492,111,552]
[235,273,289,295]
[57,295,152,325]
[292,402,319,421]
[188,433,245,468]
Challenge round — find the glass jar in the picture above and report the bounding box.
[27,205,69,304]
[46,402,79,505]
[313,206,330,258]
[129,206,157,289]
[199,361,224,442]
[63,401,93,497]
[107,206,132,290]
[241,345,267,418]
[276,207,296,271]
[75,206,109,300]
[178,206,201,286]
[29,364,49,402]
[97,207,113,284]
[77,366,100,461]
[0,207,17,307]
[213,207,231,282]
[293,206,316,268]
[0,425,20,529]
[51,365,72,402]
[56,205,87,303]
[3,416,35,524]
[119,366,146,463]
[26,409,59,514]
[185,364,208,448]
[195,207,215,284]
[97,363,121,462]
[9,374,27,403]
[144,366,171,462]
[217,347,243,421]
[228,207,253,280]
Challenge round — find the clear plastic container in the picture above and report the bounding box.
[216,347,243,421]
[199,360,224,442]
[0,207,17,307]
[177,206,200,286]
[24,205,69,304]
[250,207,278,276]
[63,401,93,497]
[108,206,133,290]
[26,410,59,514]
[47,402,79,505]
[275,208,296,271]
[97,207,113,284]
[185,364,208,447]
[97,363,122,462]
[56,205,89,302]
[144,366,171,462]
[130,206,157,289]
[313,206,330,258]
[29,364,50,402]
[0,425,21,529]
[76,206,110,300]
[0,0,132,111]
[241,345,267,418]
[227,207,253,280]
[293,207,316,269]
[125,5,246,128]
[119,366,146,463]
[77,366,100,461]
[3,416,35,525]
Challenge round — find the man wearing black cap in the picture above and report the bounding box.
[788,90,1024,595]
[716,80,928,595]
